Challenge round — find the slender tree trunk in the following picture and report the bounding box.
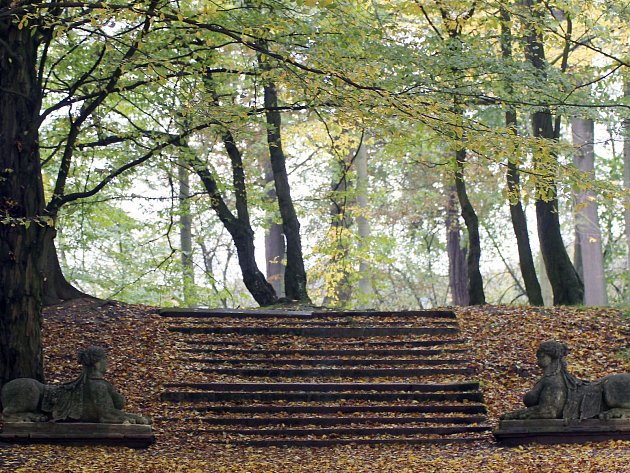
[178,161,196,306]
[265,222,285,296]
[355,138,372,300]
[193,132,277,307]
[501,8,543,306]
[0,13,45,385]
[262,80,310,303]
[261,156,285,296]
[572,118,607,306]
[524,0,583,305]
[322,143,354,307]
[446,185,469,305]
[624,77,630,304]
[536,251,553,306]
[454,148,485,305]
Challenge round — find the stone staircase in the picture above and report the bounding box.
[159,309,491,446]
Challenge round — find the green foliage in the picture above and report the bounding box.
[25,0,628,308]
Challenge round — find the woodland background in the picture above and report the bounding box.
[0,0,629,384]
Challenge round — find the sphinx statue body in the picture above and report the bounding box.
[1,346,150,425]
[502,341,630,421]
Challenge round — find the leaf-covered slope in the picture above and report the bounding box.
[0,301,627,472]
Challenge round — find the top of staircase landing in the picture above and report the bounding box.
[159,308,457,319]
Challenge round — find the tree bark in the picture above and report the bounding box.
[624,77,630,305]
[0,12,46,385]
[454,148,485,305]
[500,8,544,306]
[262,80,310,303]
[355,138,372,300]
[524,0,583,305]
[261,154,285,296]
[572,118,607,306]
[446,185,469,305]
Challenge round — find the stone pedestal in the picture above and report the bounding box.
[0,422,154,448]
[494,419,630,446]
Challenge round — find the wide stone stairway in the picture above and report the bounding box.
[159,309,491,446]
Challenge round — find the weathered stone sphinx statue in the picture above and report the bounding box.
[501,341,630,421]
[1,346,150,425]
[496,340,630,445]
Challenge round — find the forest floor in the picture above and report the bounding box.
[0,300,629,472]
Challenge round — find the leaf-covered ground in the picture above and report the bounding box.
[0,300,629,472]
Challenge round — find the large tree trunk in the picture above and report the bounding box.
[454,148,485,305]
[0,13,45,385]
[500,8,543,306]
[262,81,310,303]
[446,185,469,305]
[524,0,583,305]
[532,111,584,305]
[572,118,607,306]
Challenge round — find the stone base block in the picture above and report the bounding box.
[0,422,154,448]
[494,419,630,446]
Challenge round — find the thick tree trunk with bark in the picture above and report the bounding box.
[454,149,485,305]
[446,186,469,306]
[524,0,583,305]
[262,81,310,303]
[0,14,46,385]
[500,9,543,306]
[532,111,584,305]
[572,118,607,306]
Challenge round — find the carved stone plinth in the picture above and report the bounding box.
[494,419,630,446]
[0,422,154,448]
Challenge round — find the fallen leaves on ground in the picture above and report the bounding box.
[0,300,628,472]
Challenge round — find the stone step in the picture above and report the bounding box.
[170,319,458,327]
[202,437,484,446]
[197,367,474,377]
[160,309,456,319]
[182,358,471,366]
[181,348,468,357]
[164,382,480,392]
[173,404,488,415]
[182,425,490,437]
[168,326,459,337]
[180,338,467,348]
[161,390,484,403]
[163,415,488,426]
